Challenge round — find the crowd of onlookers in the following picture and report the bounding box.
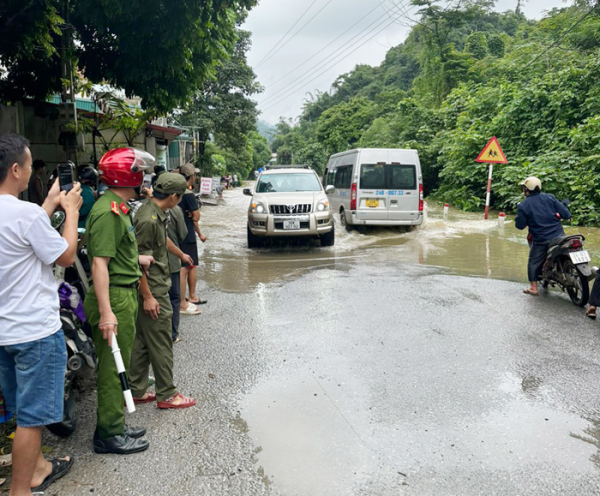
[0,135,236,495]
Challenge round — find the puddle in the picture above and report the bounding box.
[197,185,600,293]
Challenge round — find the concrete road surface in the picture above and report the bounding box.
[10,262,600,495]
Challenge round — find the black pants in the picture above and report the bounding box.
[590,274,600,307]
[528,243,549,282]
[169,272,181,341]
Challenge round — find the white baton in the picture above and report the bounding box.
[110,334,136,414]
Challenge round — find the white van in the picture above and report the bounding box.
[323,148,424,228]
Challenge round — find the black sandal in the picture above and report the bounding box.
[587,307,597,320]
[31,457,74,492]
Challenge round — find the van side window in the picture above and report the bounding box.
[334,165,352,189]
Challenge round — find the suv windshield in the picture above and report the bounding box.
[256,173,322,193]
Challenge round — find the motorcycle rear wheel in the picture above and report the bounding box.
[563,259,590,307]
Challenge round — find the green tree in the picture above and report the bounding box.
[177,29,261,154]
[487,34,505,57]
[465,31,488,59]
[316,97,377,154]
[0,0,257,114]
[250,132,272,169]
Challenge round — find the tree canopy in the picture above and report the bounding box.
[0,0,257,114]
[268,0,600,224]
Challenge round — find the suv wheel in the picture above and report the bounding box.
[320,225,335,247]
[247,225,261,248]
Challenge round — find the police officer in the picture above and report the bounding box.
[84,148,155,454]
[515,176,571,296]
[129,173,197,409]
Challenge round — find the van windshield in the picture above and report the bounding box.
[360,164,416,190]
[256,173,322,193]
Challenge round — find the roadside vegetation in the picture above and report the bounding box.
[270,0,600,224]
[0,1,269,182]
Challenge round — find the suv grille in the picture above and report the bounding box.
[270,204,312,215]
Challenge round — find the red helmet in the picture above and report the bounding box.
[98,148,155,188]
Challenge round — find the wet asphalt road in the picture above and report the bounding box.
[26,260,600,496]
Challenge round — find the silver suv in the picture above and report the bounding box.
[244,166,335,247]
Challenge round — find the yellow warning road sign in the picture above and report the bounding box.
[475,136,508,164]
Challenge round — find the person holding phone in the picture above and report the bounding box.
[0,133,81,494]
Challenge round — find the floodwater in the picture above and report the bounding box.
[196,184,600,293]
[194,185,600,495]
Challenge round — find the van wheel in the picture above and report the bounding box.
[339,208,352,232]
[247,225,261,248]
[320,226,335,247]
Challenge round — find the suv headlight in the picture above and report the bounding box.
[316,200,330,212]
[252,202,266,214]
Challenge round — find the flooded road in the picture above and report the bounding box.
[197,184,600,293]
[42,185,600,496]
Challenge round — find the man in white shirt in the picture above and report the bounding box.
[0,134,81,495]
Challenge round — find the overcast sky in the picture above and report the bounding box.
[243,0,571,124]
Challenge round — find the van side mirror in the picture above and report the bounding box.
[243,188,253,196]
[325,185,335,194]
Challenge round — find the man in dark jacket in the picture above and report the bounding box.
[515,176,571,296]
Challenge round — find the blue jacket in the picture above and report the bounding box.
[515,191,571,243]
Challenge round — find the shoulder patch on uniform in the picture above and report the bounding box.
[151,214,157,220]
[119,202,130,215]
[110,201,121,216]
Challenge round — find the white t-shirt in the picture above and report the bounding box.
[0,195,68,345]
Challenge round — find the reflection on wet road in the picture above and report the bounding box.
[198,184,600,293]
[194,186,600,495]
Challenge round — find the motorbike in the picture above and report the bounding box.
[539,234,595,307]
[47,211,97,438]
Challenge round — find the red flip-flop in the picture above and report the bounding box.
[157,393,196,409]
[133,393,156,404]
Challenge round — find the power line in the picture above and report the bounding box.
[259,6,403,107]
[522,2,598,70]
[253,0,320,68]
[381,0,415,26]
[260,17,397,113]
[256,0,337,70]
[264,2,389,90]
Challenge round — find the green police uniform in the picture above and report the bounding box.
[83,190,142,440]
[129,174,187,402]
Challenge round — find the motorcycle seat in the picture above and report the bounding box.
[548,234,585,248]
[548,236,565,248]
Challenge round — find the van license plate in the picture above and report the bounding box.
[366,199,379,208]
[283,220,300,230]
[570,250,591,264]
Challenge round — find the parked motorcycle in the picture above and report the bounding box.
[47,211,97,438]
[539,234,595,307]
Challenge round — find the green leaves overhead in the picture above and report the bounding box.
[0,0,257,114]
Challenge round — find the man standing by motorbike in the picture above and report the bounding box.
[515,176,572,296]
[0,133,80,494]
[84,148,154,455]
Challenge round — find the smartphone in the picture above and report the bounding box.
[58,162,76,192]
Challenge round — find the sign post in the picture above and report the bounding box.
[475,137,508,220]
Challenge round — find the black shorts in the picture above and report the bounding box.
[180,242,199,267]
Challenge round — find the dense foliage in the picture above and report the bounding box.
[0,0,257,114]
[271,0,600,224]
[175,27,270,179]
